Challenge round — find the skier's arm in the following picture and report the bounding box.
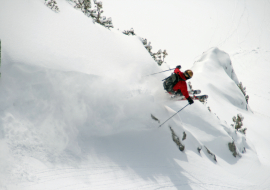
[174,68,187,80]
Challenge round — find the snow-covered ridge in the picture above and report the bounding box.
[195,47,239,84]
[158,48,249,162]
[191,48,248,114]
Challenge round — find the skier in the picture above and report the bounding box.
[163,65,194,105]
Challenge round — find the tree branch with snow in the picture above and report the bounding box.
[69,0,113,29]
[238,82,249,104]
[141,38,167,66]
[45,0,60,12]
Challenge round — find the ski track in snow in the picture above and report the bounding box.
[14,166,251,190]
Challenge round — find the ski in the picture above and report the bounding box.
[190,90,201,95]
[193,95,208,102]
[168,89,201,97]
[174,95,208,102]
[169,89,201,99]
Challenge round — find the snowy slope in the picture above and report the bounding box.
[1,0,270,190]
[102,0,270,117]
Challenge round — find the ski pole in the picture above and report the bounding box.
[159,103,189,127]
[145,65,181,77]
[145,68,174,76]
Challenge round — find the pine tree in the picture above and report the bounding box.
[123,28,135,36]
[228,141,239,157]
[123,29,167,65]
[73,0,91,14]
[152,49,168,66]
[141,38,167,66]
[231,114,247,134]
[91,0,113,28]
[238,82,249,103]
[71,0,113,29]
[45,0,60,12]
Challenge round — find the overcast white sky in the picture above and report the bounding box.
[102,0,270,67]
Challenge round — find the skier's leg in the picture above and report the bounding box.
[175,90,183,96]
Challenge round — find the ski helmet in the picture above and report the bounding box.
[184,70,193,79]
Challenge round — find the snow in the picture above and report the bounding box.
[1,0,270,190]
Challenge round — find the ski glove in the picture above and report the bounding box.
[176,65,181,69]
[187,96,194,105]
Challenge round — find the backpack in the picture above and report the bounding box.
[163,73,184,93]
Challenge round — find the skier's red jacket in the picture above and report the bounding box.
[173,68,189,99]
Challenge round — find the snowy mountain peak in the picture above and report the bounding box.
[194,47,239,84]
[191,48,247,115]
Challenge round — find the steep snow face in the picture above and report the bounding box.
[158,48,249,165]
[0,0,162,188]
[0,0,161,158]
[195,48,239,84]
[1,1,270,190]
[191,48,248,122]
[0,0,155,81]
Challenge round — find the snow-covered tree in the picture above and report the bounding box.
[123,34,167,65]
[238,82,249,104]
[142,38,152,52]
[123,28,136,36]
[141,38,167,66]
[90,0,113,28]
[152,49,168,66]
[228,141,240,157]
[231,113,247,134]
[45,0,60,12]
[71,0,113,29]
[73,0,91,13]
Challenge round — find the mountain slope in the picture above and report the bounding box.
[1,0,270,190]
